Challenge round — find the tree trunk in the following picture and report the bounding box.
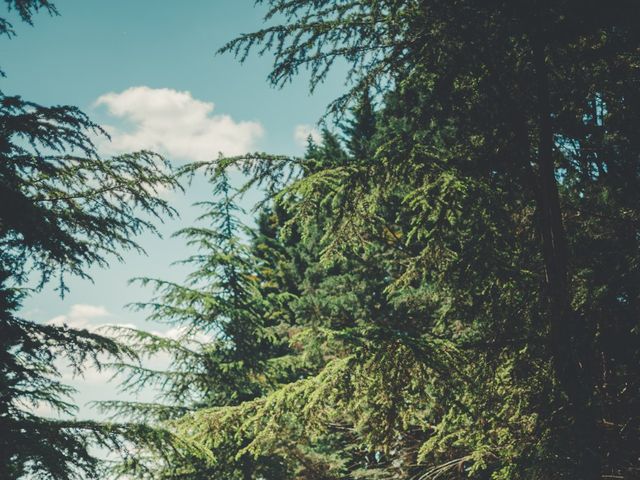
[531,34,600,479]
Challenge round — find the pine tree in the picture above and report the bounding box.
[106,105,400,478]
[167,2,640,478]
[102,170,296,479]
[114,96,440,479]
[0,3,181,478]
[342,89,376,161]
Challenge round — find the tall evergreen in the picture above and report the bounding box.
[0,3,181,478]
[103,170,296,478]
[342,89,376,161]
[111,94,437,479]
[6,1,639,479]
[162,2,640,479]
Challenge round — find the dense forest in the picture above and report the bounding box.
[2,1,640,479]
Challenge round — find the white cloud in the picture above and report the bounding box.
[47,304,211,344]
[28,401,57,418]
[45,305,212,389]
[47,304,110,331]
[151,325,213,344]
[94,86,264,161]
[294,124,322,147]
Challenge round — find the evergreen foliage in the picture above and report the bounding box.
[5,2,640,480]
[0,3,182,478]
[111,2,640,479]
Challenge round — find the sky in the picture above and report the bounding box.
[1,0,344,419]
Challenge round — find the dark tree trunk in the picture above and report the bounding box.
[531,33,600,479]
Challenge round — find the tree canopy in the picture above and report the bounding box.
[112,1,640,478]
[0,3,181,478]
[3,1,640,479]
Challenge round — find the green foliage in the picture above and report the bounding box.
[4,2,634,480]
[214,2,640,478]
[110,2,640,479]
[0,93,179,288]
[0,3,182,478]
[104,169,313,478]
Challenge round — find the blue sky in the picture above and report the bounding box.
[1,0,344,418]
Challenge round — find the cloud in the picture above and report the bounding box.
[45,305,213,390]
[47,304,110,331]
[294,124,322,147]
[47,304,211,343]
[94,86,264,161]
[151,325,213,344]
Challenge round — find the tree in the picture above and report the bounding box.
[0,3,182,478]
[101,169,294,479]
[174,85,534,480]
[166,2,640,478]
[106,100,413,478]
